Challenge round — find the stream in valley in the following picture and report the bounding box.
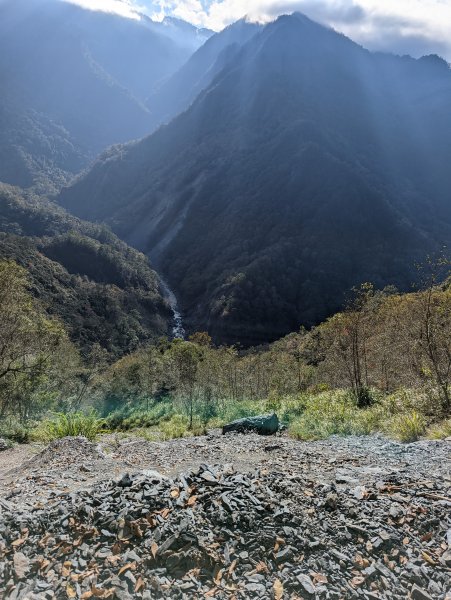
[159,277,186,339]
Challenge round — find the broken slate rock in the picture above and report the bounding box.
[296,573,315,595]
[411,584,434,600]
[13,552,30,579]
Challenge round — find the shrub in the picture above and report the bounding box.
[0,417,30,443]
[32,411,105,442]
[159,414,206,440]
[355,387,374,408]
[427,419,451,440]
[389,411,426,443]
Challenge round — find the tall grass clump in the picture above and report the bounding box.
[288,389,390,440]
[289,390,359,440]
[213,399,266,426]
[388,411,426,443]
[427,418,451,440]
[104,399,174,431]
[265,393,307,425]
[32,411,104,442]
[159,414,206,440]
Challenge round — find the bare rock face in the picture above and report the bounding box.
[222,413,280,435]
[0,438,9,451]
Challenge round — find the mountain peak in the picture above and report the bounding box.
[161,15,214,37]
[289,11,318,24]
[253,9,362,62]
[419,54,450,70]
[275,11,326,28]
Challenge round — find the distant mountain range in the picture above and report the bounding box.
[1,4,450,347]
[0,0,212,191]
[60,13,451,344]
[147,18,263,130]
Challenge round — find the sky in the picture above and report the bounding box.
[63,0,451,60]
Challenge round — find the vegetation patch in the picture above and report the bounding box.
[32,411,105,442]
[0,254,449,445]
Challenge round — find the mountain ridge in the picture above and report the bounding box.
[59,12,451,343]
[146,18,263,129]
[0,0,206,191]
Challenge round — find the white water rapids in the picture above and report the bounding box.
[159,278,186,339]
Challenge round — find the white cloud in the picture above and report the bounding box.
[62,0,142,20]
[153,0,451,59]
[62,0,451,59]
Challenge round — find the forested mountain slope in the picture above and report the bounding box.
[0,94,86,195]
[0,0,208,191]
[0,184,170,357]
[147,19,262,129]
[59,13,451,344]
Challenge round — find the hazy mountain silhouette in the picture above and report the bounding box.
[60,13,451,344]
[147,18,262,128]
[0,0,208,190]
[156,16,213,52]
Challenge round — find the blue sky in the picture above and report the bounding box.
[64,0,451,60]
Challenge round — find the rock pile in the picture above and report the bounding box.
[0,462,450,599]
[25,437,106,470]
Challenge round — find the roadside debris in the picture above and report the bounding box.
[1,454,450,599]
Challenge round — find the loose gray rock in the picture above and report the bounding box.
[296,573,316,595]
[411,584,434,600]
[0,434,449,599]
[13,552,29,579]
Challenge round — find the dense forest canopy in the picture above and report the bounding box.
[59,13,451,345]
[0,184,171,357]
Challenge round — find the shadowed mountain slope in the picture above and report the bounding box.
[0,0,208,190]
[59,13,451,344]
[147,18,262,128]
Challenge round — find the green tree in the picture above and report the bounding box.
[165,340,202,428]
[413,255,451,412]
[0,260,69,420]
